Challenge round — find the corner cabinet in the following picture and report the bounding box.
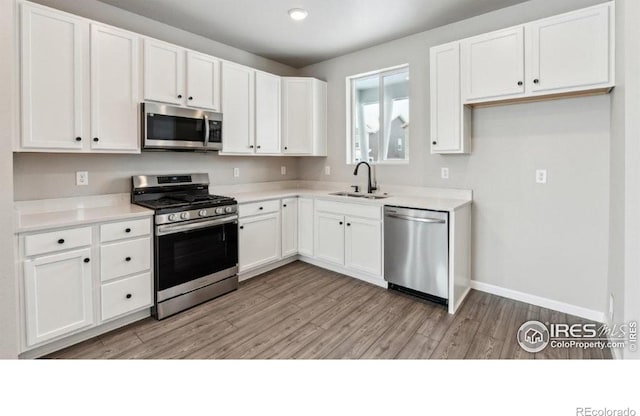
[19,3,141,153]
[282,78,327,156]
[431,1,614,154]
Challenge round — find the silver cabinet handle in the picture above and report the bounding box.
[385,213,445,224]
[203,114,210,147]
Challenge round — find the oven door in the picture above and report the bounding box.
[143,102,223,151]
[155,216,238,302]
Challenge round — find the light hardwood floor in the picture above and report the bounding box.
[47,261,612,359]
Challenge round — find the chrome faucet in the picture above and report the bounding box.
[353,161,377,194]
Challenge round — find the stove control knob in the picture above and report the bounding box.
[198,209,207,217]
[225,206,234,213]
[215,207,225,215]
[168,214,178,221]
[180,212,189,220]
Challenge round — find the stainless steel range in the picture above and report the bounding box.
[131,173,238,319]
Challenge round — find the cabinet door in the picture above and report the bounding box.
[461,27,525,102]
[430,42,466,154]
[255,72,281,154]
[23,248,93,346]
[144,39,184,105]
[527,4,612,94]
[345,217,382,277]
[281,198,298,257]
[298,198,314,257]
[282,78,313,154]
[90,24,139,151]
[239,213,280,272]
[186,51,221,111]
[20,4,86,150]
[315,212,344,265]
[221,62,255,153]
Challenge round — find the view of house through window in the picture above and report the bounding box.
[348,65,409,164]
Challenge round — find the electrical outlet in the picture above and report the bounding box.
[441,167,449,179]
[535,169,547,184]
[233,168,240,178]
[325,166,331,176]
[609,293,615,323]
[76,171,88,186]
[281,166,287,176]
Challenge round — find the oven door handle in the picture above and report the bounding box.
[203,113,210,149]
[157,215,238,236]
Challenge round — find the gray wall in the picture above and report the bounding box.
[299,0,611,313]
[13,0,302,201]
[1,0,19,359]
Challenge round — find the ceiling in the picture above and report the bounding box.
[97,0,530,68]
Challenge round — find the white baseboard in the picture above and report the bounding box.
[470,280,606,323]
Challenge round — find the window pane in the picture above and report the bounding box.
[382,71,409,161]
[353,75,379,163]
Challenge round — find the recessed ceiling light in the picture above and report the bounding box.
[288,8,308,21]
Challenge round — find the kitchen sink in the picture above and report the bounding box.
[329,192,389,199]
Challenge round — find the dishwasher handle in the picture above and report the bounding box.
[385,212,446,224]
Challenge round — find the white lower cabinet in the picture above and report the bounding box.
[19,217,153,351]
[314,201,383,280]
[298,198,314,257]
[281,198,298,257]
[23,248,94,346]
[315,212,345,265]
[239,212,281,272]
[345,216,382,276]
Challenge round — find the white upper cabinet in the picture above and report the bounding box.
[282,78,327,156]
[186,51,221,111]
[20,3,86,150]
[90,24,139,151]
[526,3,613,95]
[461,27,525,103]
[143,39,184,105]
[255,71,281,154]
[430,42,470,154]
[221,62,255,154]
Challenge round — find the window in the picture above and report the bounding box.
[347,65,409,164]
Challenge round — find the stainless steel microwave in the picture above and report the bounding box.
[142,102,222,151]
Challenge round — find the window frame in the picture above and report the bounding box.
[345,64,410,165]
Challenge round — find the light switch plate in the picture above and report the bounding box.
[441,167,449,179]
[233,168,240,178]
[76,171,88,186]
[325,166,331,176]
[535,169,547,184]
[281,166,287,176]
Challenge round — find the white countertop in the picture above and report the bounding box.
[14,194,154,233]
[227,188,472,212]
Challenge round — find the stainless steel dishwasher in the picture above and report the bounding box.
[384,206,448,304]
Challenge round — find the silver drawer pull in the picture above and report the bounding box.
[386,213,445,224]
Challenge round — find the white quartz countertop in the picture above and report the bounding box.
[14,194,154,233]
[227,188,472,212]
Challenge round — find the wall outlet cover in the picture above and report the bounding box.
[609,293,614,323]
[325,166,331,176]
[233,168,240,178]
[76,171,88,186]
[281,166,287,176]
[441,167,449,179]
[535,169,547,184]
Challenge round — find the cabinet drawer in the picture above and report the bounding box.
[315,200,382,221]
[239,199,281,218]
[100,218,151,243]
[100,237,151,281]
[24,227,92,257]
[101,272,152,321]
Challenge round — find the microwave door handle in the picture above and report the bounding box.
[203,114,210,149]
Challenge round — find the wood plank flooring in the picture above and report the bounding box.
[46,261,612,359]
